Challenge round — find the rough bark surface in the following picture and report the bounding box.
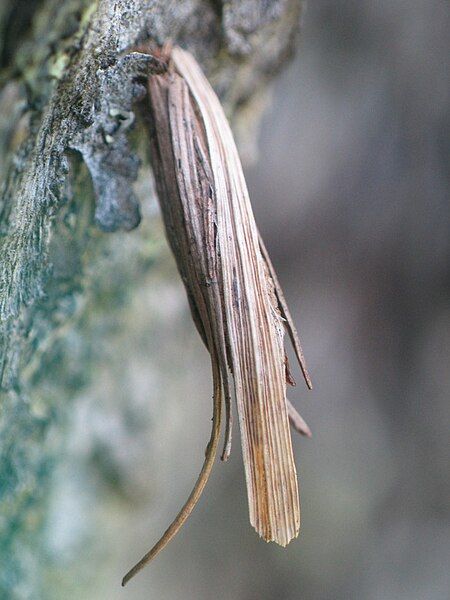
[0,1,303,597]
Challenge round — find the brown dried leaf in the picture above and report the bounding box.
[123,45,311,585]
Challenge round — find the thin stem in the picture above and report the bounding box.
[258,234,313,390]
[121,361,222,586]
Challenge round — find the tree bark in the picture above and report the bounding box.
[0,1,303,597]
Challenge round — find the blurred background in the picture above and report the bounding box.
[24,1,450,598]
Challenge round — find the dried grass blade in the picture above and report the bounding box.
[124,44,312,583]
[172,47,302,546]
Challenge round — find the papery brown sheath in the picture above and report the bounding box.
[122,45,312,586]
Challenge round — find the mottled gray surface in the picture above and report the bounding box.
[0,1,303,598]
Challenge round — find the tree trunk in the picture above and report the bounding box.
[0,1,303,597]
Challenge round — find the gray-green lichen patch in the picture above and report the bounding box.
[0,157,166,597]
